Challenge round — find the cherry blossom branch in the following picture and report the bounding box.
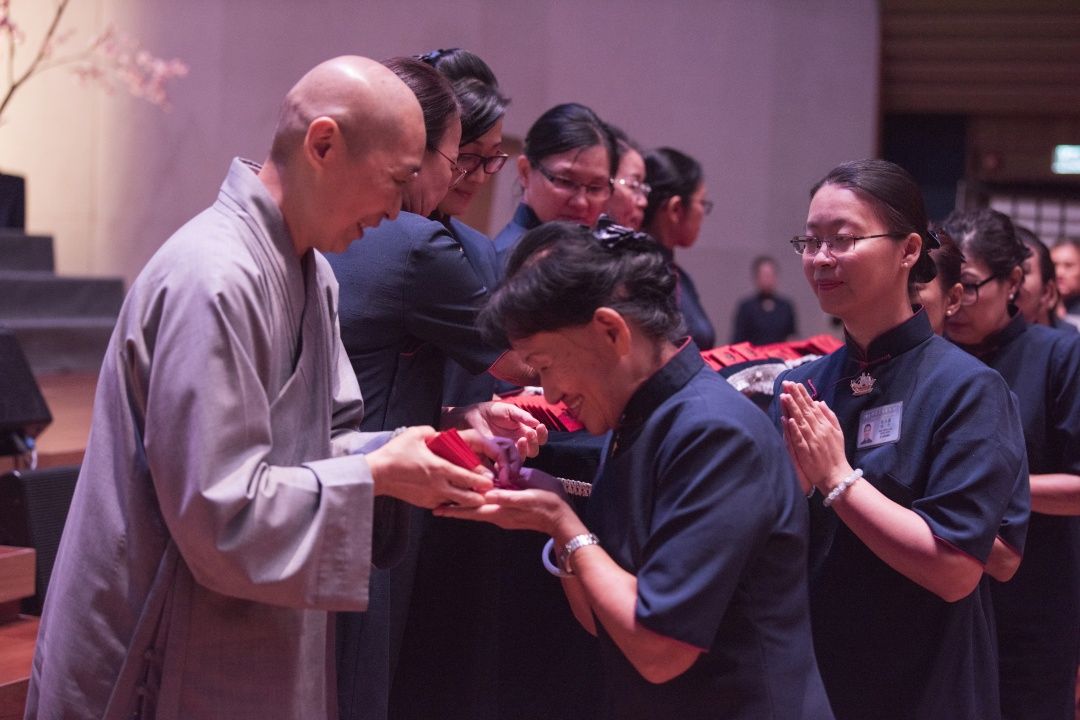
[0,0,187,125]
[0,0,70,120]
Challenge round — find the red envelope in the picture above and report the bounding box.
[425,428,483,469]
[425,429,521,490]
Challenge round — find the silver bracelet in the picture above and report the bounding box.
[822,468,863,508]
[391,426,408,438]
[558,477,592,497]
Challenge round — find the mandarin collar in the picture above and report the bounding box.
[616,339,703,433]
[512,202,542,231]
[955,308,1026,360]
[844,308,933,367]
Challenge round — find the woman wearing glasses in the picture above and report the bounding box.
[912,231,1028,585]
[941,209,1080,720]
[327,56,541,720]
[773,159,1027,720]
[603,123,650,231]
[329,56,534,432]
[382,48,560,720]
[420,48,514,410]
[425,47,511,298]
[642,147,716,349]
[494,102,616,269]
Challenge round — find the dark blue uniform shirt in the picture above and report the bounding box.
[658,247,716,350]
[958,312,1080,720]
[589,341,832,720]
[770,310,1028,720]
[326,212,503,430]
[493,202,541,276]
[441,216,502,407]
[674,262,716,349]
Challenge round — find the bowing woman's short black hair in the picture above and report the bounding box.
[523,103,617,176]
[811,159,939,284]
[478,222,683,345]
[419,48,510,146]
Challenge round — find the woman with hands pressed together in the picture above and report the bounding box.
[774,160,1028,720]
[440,220,833,720]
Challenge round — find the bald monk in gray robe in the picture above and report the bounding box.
[25,56,506,720]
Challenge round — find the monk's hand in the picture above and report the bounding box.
[779,381,852,495]
[447,401,548,458]
[434,468,571,535]
[367,426,494,509]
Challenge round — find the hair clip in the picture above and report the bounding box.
[924,228,942,250]
[592,216,657,252]
[416,48,457,66]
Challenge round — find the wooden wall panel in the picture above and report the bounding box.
[968,116,1080,184]
[882,1,1080,115]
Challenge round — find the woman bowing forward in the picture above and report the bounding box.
[443,221,833,720]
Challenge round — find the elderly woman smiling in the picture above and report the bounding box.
[438,220,832,720]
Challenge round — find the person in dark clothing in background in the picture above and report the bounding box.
[731,255,797,345]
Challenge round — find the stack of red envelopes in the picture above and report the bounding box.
[425,428,483,469]
[425,428,521,490]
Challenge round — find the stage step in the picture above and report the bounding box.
[0,232,123,374]
[0,231,53,273]
[1,317,115,374]
[0,272,123,320]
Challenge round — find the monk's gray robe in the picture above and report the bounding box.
[25,158,405,720]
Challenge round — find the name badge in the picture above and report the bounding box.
[856,401,903,449]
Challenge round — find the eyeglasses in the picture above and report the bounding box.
[456,152,510,175]
[699,199,714,216]
[615,177,651,198]
[959,274,999,306]
[535,164,613,200]
[431,146,468,187]
[790,232,904,257]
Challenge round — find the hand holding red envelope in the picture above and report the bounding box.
[426,428,522,489]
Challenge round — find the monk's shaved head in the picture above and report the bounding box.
[270,56,422,163]
[258,55,425,256]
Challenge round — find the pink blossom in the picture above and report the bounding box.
[1,2,188,123]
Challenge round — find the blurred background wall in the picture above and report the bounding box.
[0,0,880,338]
[2,0,1078,340]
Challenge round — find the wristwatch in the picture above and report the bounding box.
[558,533,600,575]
